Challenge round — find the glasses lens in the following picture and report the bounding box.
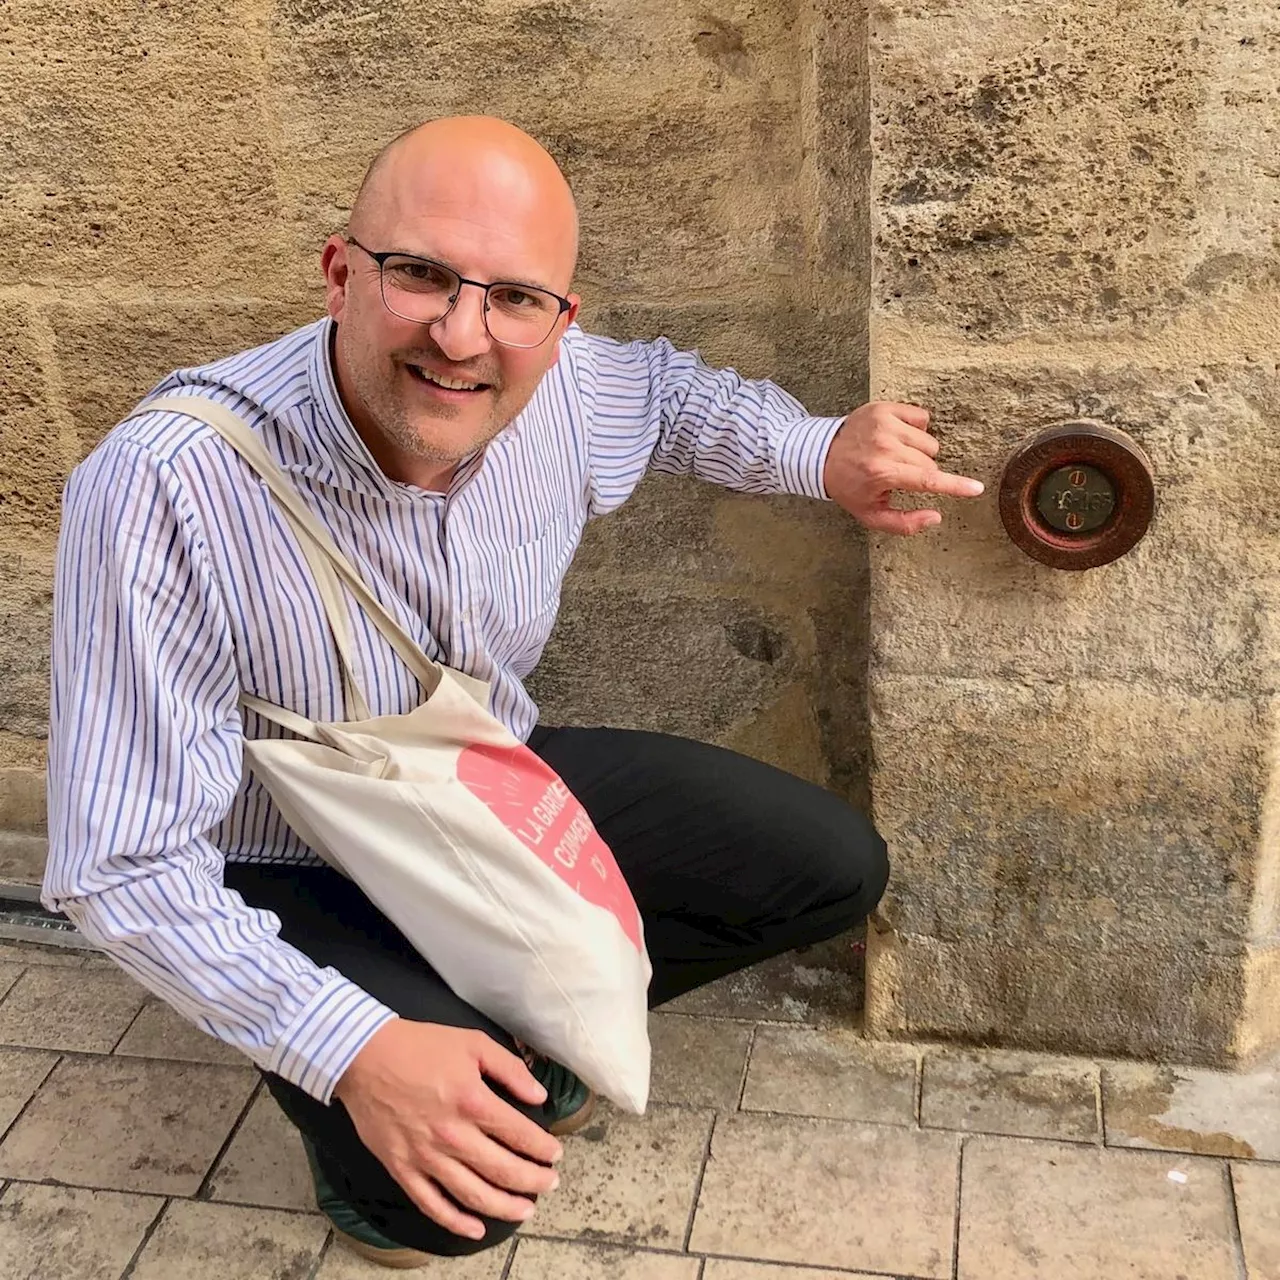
[484,284,561,348]
[379,255,458,324]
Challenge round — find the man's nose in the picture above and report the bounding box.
[429,283,494,362]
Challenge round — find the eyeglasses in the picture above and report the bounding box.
[345,236,572,349]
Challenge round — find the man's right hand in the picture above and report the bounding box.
[332,1018,564,1240]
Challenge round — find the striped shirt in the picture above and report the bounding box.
[43,317,842,1103]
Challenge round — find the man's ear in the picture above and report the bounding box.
[549,294,582,366]
[321,235,350,322]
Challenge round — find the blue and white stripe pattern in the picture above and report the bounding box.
[43,317,842,1102]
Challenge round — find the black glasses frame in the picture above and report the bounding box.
[345,236,572,349]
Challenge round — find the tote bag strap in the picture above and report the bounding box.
[142,395,444,703]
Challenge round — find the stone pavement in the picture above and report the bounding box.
[0,936,1277,1280]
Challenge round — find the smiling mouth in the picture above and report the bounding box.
[406,364,491,393]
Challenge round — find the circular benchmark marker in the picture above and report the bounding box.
[998,420,1156,570]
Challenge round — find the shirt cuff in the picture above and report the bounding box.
[266,975,397,1104]
[774,415,845,500]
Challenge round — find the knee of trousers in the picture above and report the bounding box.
[820,808,891,924]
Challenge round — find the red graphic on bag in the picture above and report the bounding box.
[456,742,643,951]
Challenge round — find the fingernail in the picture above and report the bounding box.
[519,1202,537,1221]
[549,1172,561,1191]
[967,480,985,495]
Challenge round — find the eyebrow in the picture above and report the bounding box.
[386,245,557,295]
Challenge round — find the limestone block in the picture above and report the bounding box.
[722,682,830,789]
[0,549,55,740]
[871,674,1264,954]
[263,0,809,299]
[870,0,1280,338]
[571,475,865,602]
[0,735,46,833]
[0,300,67,540]
[49,297,320,459]
[869,359,1280,695]
[526,585,813,740]
[866,926,1248,1069]
[0,768,46,834]
[0,6,286,292]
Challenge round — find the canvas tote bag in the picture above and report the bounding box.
[142,395,653,1113]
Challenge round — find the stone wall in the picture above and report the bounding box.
[0,1,872,879]
[865,0,1280,1066]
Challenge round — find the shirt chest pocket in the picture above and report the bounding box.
[488,508,574,629]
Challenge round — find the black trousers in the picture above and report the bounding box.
[223,726,889,1257]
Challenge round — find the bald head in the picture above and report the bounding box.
[349,116,579,290]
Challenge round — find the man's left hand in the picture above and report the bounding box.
[822,402,984,535]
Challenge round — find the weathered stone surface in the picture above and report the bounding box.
[871,1,1280,340]
[50,297,320,458]
[742,1026,917,1124]
[690,1113,958,1276]
[510,1240,699,1280]
[648,1014,752,1110]
[869,359,1280,693]
[871,676,1263,952]
[0,549,54,740]
[663,929,865,1025]
[867,929,1249,1068]
[0,8,287,292]
[0,302,67,540]
[958,1137,1235,1280]
[529,1104,712,1247]
[0,1182,161,1280]
[0,1055,256,1194]
[0,757,46,834]
[1103,1057,1280,1161]
[130,1199,329,1280]
[921,1049,1098,1142]
[527,586,812,739]
[264,1,809,300]
[1232,1162,1280,1280]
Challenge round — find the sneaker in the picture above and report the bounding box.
[301,1135,430,1270]
[521,1048,597,1136]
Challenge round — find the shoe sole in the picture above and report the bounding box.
[549,1089,598,1137]
[333,1226,431,1269]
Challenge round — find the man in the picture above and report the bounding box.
[44,117,983,1267]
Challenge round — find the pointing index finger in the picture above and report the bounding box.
[896,466,985,499]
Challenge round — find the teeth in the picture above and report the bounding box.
[418,368,481,391]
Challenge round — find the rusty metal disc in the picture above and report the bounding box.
[997,421,1155,570]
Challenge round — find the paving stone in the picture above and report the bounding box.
[649,1015,752,1109]
[1103,1059,1280,1159]
[1231,1161,1280,1280]
[208,1090,316,1212]
[0,1054,256,1194]
[0,942,85,968]
[703,1264,891,1280]
[115,999,249,1066]
[921,1049,1099,1142]
[0,1048,57,1134]
[742,1027,917,1124]
[317,1238,512,1278]
[510,1238,700,1279]
[131,1199,329,1280]
[0,962,25,1002]
[958,1137,1236,1279]
[0,964,147,1053]
[0,1182,162,1280]
[662,932,864,1024]
[690,1112,958,1277]
[528,1104,713,1248]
